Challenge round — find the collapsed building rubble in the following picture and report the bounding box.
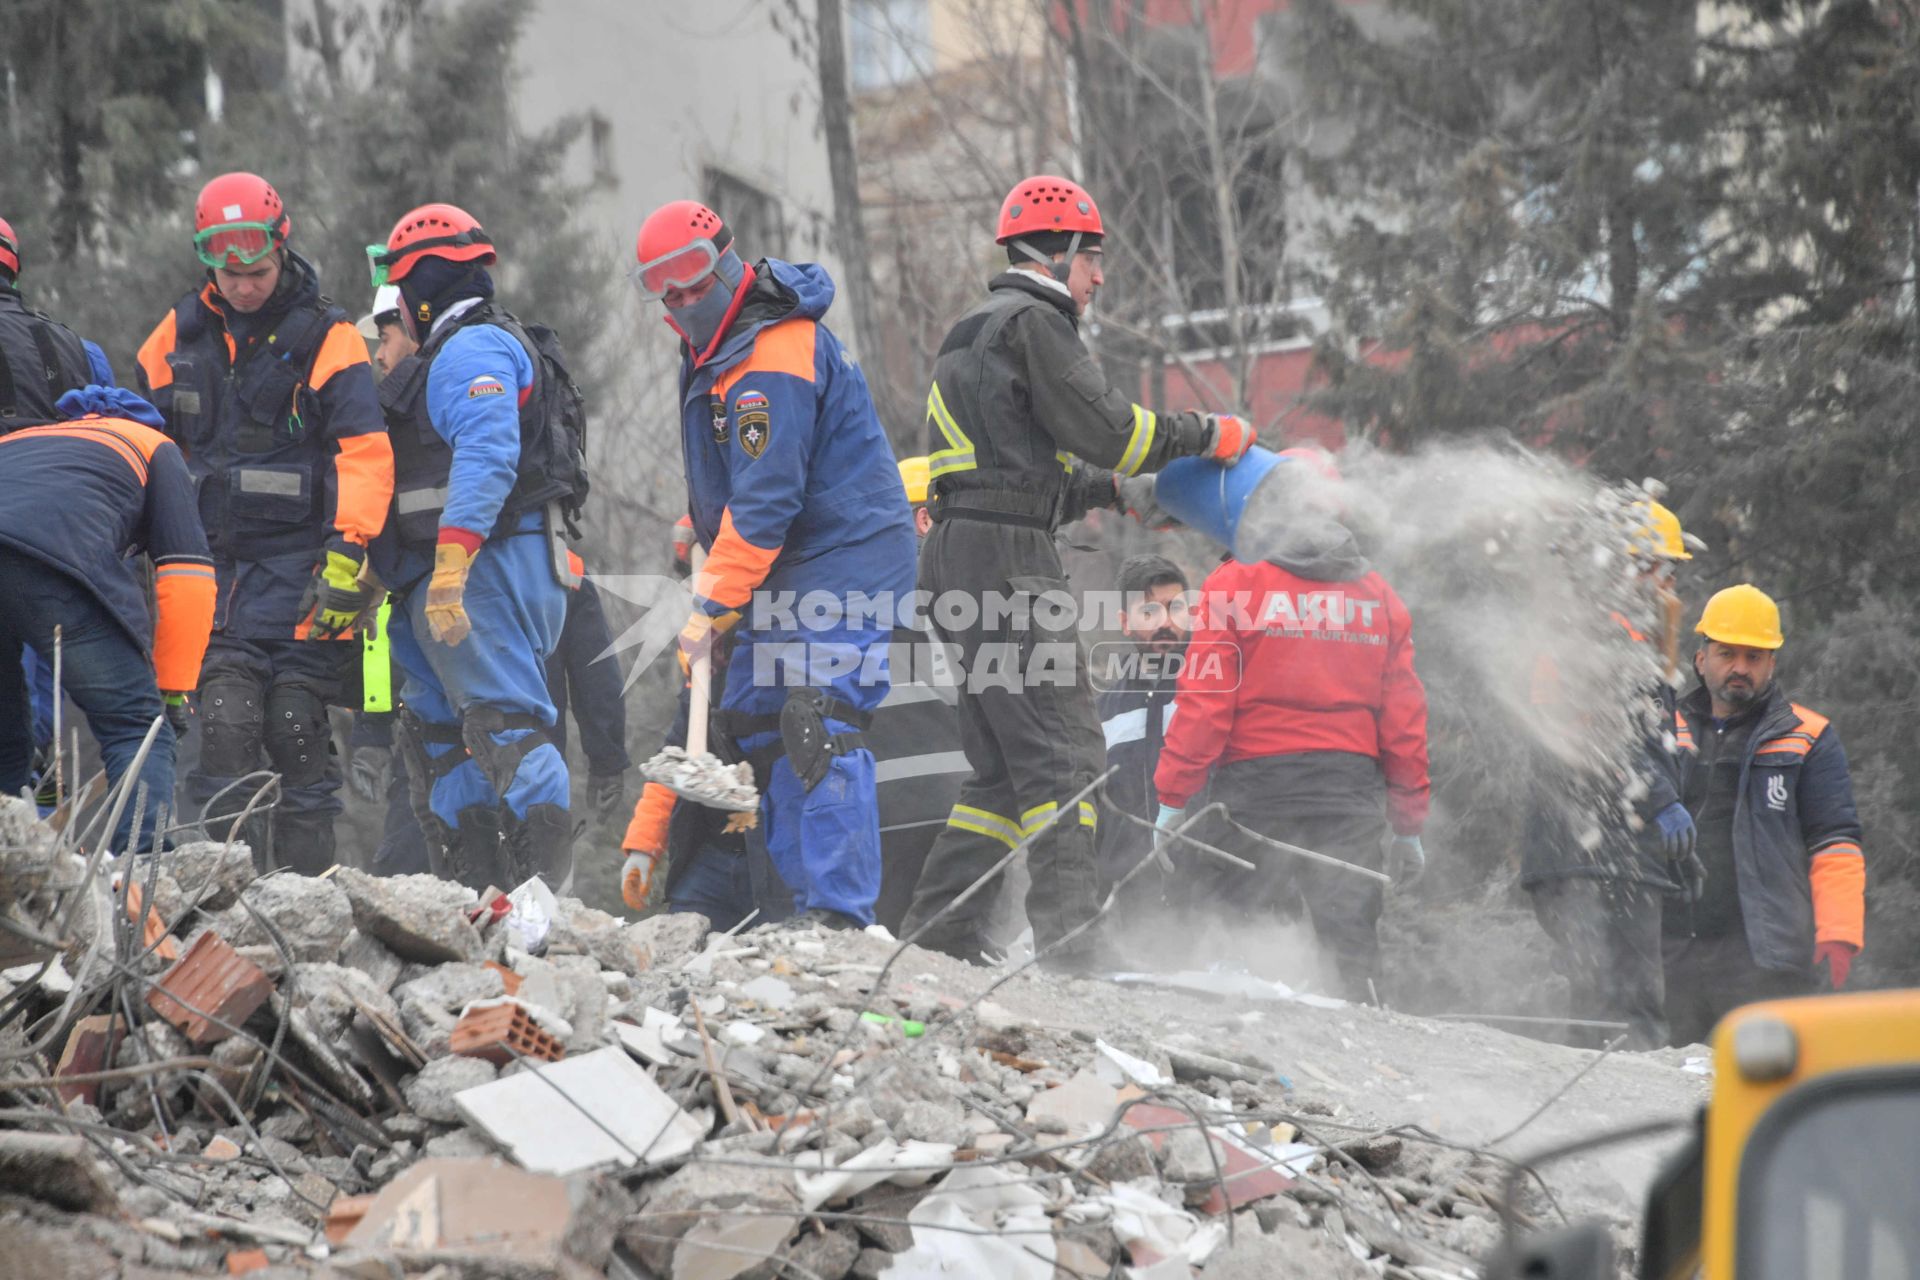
[0,792,1702,1280]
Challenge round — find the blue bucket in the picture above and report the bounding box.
[1154,445,1289,556]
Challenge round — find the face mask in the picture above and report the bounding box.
[667,249,745,355]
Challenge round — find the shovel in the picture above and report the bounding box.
[639,545,760,816]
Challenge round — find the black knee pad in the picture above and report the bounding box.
[198,673,264,778]
[460,705,548,799]
[264,683,330,788]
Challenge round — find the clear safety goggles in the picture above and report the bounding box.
[195,221,280,269]
[631,238,722,301]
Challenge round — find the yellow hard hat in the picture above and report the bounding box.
[898,455,930,506]
[1628,499,1691,561]
[1695,583,1783,650]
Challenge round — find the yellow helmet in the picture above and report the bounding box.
[898,455,931,506]
[1695,583,1783,650]
[1628,499,1691,561]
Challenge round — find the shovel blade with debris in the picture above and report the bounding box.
[641,546,761,817]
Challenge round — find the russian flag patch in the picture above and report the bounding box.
[468,375,507,399]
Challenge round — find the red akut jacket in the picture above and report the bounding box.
[1153,549,1431,833]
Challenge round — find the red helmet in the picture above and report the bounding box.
[633,201,733,300]
[193,172,290,268]
[0,216,18,277]
[996,176,1102,244]
[369,203,495,287]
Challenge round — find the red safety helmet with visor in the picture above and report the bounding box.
[0,216,18,278]
[194,172,291,269]
[366,203,495,288]
[632,201,733,301]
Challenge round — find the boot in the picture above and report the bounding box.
[430,804,510,893]
[505,803,574,893]
[272,812,337,877]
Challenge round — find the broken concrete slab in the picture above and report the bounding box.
[618,1157,804,1278]
[337,930,405,992]
[454,1046,704,1175]
[287,962,401,1044]
[333,868,483,964]
[403,1055,499,1124]
[393,962,505,1014]
[158,840,259,912]
[1024,1069,1118,1141]
[624,912,710,972]
[340,1156,573,1260]
[0,1133,118,1213]
[215,874,354,963]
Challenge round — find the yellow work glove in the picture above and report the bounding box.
[677,607,742,676]
[426,542,476,646]
[300,548,373,640]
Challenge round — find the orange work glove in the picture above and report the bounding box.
[1205,413,1257,466]
[677,608,742,676]
[425,541,476,646]
[1814,940,1857,989]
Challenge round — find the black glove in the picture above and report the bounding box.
[163,693,191,739]
[350,745,392,803]
[1676,850,1708,903]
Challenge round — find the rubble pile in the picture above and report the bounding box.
[0,796,1534,1279]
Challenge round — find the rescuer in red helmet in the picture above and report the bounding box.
[896,174,1258,970]
[135,171,393,875]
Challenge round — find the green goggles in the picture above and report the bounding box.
[195,221,281,269]
[366,227,492,289]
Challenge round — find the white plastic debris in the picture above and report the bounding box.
[739,974,795,1010]
[1093,1039,1170,1089]
[1077,1178,1226,1268]
[503,876,558,953]
[880,1164,1056,1280]
[793,1138,957,1211]
[721,1020,766,1047]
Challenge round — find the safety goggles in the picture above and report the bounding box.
[195,221,281,269]
[365,227,494,289]
[630,238,722,301]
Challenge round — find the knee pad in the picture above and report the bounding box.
[264,683,330,788]
[198,673,264,779]
[460,705,551,799]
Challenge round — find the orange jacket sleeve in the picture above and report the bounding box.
[624,782,678,855]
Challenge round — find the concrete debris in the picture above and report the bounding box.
[0,793,1668,1280]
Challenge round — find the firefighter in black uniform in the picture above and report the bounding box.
[898,175,1256,966]
[0,214,116,428]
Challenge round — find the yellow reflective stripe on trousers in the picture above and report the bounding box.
[1020,802,1059,835]
[948,803,1021,849]
[927,382,975,478]
[1116,404,1157,477]
[1078,801,1097,830]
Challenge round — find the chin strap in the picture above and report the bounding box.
[1011,233,1083,284]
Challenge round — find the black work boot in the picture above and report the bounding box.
[505,803,575,893]
[789,908,863,932]
[272,812,337,877]
[432,804,509,892]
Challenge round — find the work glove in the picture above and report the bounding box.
[1653,801,1696,860]
[590,772,627,831]
[1674,850,1708,903]
[162,692,191,740]
[1387,834,1426,886]
[1202,413,1257,467]
[299,547,375,640]
[1151,803,1185,873]
[1115,474,1179,531]
[677,608,742,677]
[425,541,476,646]
[350,745,392,803]
[621,850,667,913]
[1814,940,1857,989]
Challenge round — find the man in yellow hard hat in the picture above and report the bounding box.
[1522,499,1700,1049]
[1663,583,1866,1045]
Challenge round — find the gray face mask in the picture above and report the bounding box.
[668,249,746,355]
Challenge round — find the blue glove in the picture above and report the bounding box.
[56,384,165,429]
[1653,802,1696,859]
[1388,834,1426,886]
[1152,803,1185,871]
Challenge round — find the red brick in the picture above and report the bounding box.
[482,960,524,997]
[146,931,274,1045]
[324,1192,377,1244]
[125,881,180,962]
[225,1246,269,1274]
[53,1015,124,1106]
[1122,1102,1293,1215]
[449,1003,565,1065]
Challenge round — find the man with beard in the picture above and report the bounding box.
[1094,555,1191,932]
[1152,450,1429,998]
[1663,584,1865,1045]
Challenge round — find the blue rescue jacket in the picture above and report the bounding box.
[677,259,916,622]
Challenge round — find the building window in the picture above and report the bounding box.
[849,0,931,91]
[704,169,787,260]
